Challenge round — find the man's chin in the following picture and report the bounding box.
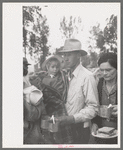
[52,73,57,76]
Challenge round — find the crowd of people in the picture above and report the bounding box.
[23,38,118,145]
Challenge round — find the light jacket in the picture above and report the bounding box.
[65,64,99,128]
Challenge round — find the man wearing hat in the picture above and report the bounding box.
[54,39,99,144]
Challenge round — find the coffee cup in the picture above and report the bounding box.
[48,119,59,132]
[41,115,50,129]
[99,105,113,119]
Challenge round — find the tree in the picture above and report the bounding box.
[103,15,117,53]
[23,6,38,57]
[60,16,83,39]
[88,14,117,53]
[88,23,104,52]
[23,6,50,67]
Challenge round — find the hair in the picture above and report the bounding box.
[98,52,117,70]
[46,57,61,70]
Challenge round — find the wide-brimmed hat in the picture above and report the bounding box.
[58,39,87,56]
[23,57,31,65]
[42,55,62,71]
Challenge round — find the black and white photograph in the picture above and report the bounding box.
[3,2,121,148]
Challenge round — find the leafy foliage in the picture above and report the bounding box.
[60,16,83,39]
[88,14,117,53]
[23,6,50,67]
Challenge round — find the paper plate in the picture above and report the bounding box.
[92,129,118,139]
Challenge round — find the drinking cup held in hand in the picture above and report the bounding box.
[99,105,113,119]
[48,120,59,132]
[41,115,50,130]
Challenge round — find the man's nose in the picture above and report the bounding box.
[64,56,68,61]
[103,70,107,75]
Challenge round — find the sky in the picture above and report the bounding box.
[39,3,120,53]
[24,2,120,71]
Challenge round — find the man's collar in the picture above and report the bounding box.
[49,74,55,78]
[72,64,82,78]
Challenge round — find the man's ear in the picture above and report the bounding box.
[77,52,81,59]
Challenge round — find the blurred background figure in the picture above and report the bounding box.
[81,52,103,85]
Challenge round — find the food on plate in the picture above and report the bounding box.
[98,127,116,136]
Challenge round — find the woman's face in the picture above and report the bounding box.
[99,62,117,81]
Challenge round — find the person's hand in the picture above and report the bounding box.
[91,123,98,135]
[49,116,75,126]
[111,105,117,117]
